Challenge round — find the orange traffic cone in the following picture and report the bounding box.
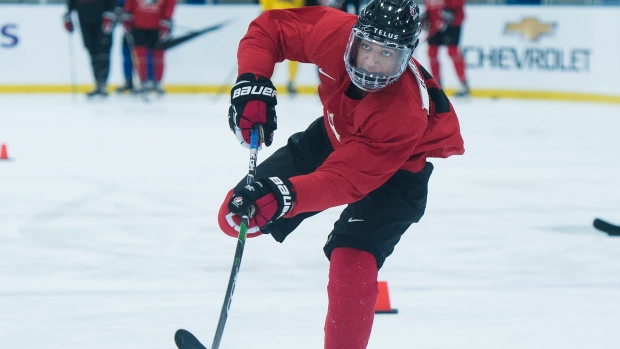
[375,281,398,314]
[0,144,8,160]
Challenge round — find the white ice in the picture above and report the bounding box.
[1,93,619,349]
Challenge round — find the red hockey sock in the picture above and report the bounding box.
[324,247,378,349]
[153,49,165,82]
[447,45,467,85]
[428,45,441,85]
[135,46,149,82]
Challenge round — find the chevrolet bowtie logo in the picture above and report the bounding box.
[504,17,556,41]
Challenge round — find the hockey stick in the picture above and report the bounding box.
[154,20,230,51]
[124,30,153,101]
[212,63,238,102]
[124,31,141,86]
[175,126,261,349]
[67,33,78,99]
[593,218,620,236]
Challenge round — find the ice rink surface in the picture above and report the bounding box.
[1,93,619,349]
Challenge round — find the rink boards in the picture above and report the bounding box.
[0,4,619,102]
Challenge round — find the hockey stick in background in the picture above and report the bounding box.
[124,30,153,101]
[175,126,261,349]
[212,63,237,102]
[67,33,78,98]
[593,218,620,236]
[154,20,230,51]
[124,31,141,87]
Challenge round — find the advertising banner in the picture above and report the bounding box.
[1,4,619,101]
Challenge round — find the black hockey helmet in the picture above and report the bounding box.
[356,0,421,50]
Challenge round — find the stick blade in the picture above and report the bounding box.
[593,218,620,236]
[175,329,208,349]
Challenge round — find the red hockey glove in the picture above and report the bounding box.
[158,19,172,42]
[218,189,263,238]
[63,12,73,33]
[437,9,455,32]
[228,73,277,148]
[102,11,115,34]
[228,176,295,229]
[122,13,133,32]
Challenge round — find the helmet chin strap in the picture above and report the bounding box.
[346,81,370,99]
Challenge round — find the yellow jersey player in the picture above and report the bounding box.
[259,0,305,94]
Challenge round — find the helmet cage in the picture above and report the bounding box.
[344,28,413,92]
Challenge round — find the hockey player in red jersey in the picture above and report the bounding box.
[122,0,176,95]
[219,1,464,348]
[422,0,469,96]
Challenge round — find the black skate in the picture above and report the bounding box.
[152,82,165,97]
[86,86,109,99]
[454,86,470,98]
[115,84,135,94]
[287,81,298,95]
[137,81,159,102]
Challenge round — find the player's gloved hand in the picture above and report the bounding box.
[122,13,133,32]
[228,73,277,148]
[114,6,124,17]
[438,9,455,32]
[102,11,115,34]
[158,19,172,42]
[228,176,295,229]
[420,12,429,31]
[63,12,73,33]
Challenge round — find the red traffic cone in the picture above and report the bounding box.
[0,144,8,160]
[374,281,398,314]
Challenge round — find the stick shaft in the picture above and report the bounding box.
[211,127,260,349]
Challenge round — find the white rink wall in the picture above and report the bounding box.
[0,5,270,90]
[1,4,619,102]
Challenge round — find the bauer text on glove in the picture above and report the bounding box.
[227,176,295,228]
[228,73,277,148]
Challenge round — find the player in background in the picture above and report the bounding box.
[259,0,305,95]
[422,0,469,97]
[113,0,154,94]
[219,1,464,348]
[63,0,115,98]
[306,0,363,15]
[123,0,176,96]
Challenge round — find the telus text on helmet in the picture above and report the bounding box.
[372,28,398,40]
